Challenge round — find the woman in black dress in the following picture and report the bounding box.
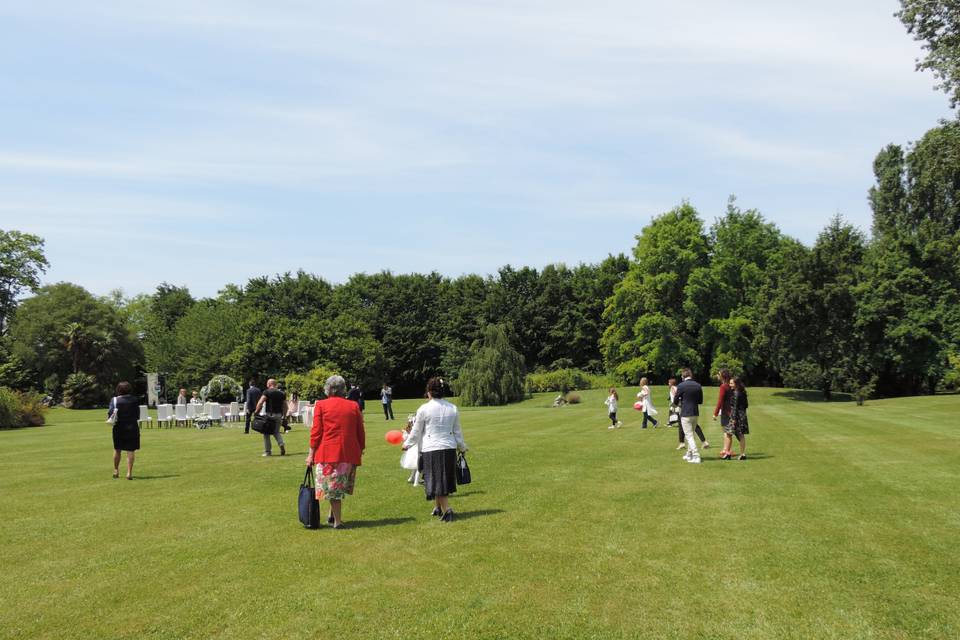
[108,381,141,479]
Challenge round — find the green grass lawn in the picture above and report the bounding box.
[1,387,958,639]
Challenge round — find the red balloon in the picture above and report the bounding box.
[385,430,404,445]
[633,401,643,411]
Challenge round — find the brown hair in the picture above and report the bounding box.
[681,367,693,379]
[426,377,445,398]
[608,387,618,400]
[717,368,732,384]
[115,381,132,396]
[732,376,746,393]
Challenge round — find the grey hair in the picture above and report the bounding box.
[324,375,347,398]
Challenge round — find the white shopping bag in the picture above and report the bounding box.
[400,444,419,470]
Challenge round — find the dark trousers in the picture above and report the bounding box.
[679,420,706,443]
[383,402,394,420]
[609,411,617,426]
[244,409,253,433]
[642,411,658,429]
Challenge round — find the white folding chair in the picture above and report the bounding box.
[138,405,152,428]
[303,406,314,428]
[176,404,189,427]
[186,404,197,421]
[298,400,309,423]
[208,403,222,423]
[225,401,240,422]
[157,404,173,428]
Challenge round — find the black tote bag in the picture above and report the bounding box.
[252,414,271,434]
[298,466,320,529]
[456,452,472,485]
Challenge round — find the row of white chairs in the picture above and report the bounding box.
[139,402,247,428]
[138,400,316,429]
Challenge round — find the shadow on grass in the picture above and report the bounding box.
[131,474,180,480]
[344,517,416,529]
[700,452,773,462]
[771,390,853,403]
[452,509,505,521]
[453,490,486,497]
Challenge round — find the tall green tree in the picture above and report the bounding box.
[757,218,866,399]
[0,230,49,335]
[8,283,142,389]
[601,202,708,382]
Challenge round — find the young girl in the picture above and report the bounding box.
[400,415,421,484]
[636,377,659,428]
[723,376,749,460]
[604,388,622,429]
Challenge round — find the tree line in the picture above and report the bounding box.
[2,116,958,405]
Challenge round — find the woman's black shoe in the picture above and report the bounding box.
[327,514,335,524]
[431,507,442,517]
[441,509,455,522]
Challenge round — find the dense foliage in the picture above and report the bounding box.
[0,386,46,428]
[456,324,526,406]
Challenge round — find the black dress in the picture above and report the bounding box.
[112,395,141,451]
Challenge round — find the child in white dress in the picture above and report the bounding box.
[604,388,622,429]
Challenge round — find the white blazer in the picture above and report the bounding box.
[407,398,467,453]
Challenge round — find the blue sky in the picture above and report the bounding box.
[0,0,951,298]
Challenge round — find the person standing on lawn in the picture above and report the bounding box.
[675,368,704,464]
[244,378,262,434]
[712,368,735,458]
[724,376,749,461]
[253,378,286,456]
[381,383,395,420]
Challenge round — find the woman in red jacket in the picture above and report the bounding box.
[305,375,365,529]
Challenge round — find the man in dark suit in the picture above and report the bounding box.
[674,367,704,464]
[244,378,262,434]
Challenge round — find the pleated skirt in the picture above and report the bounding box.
[421,448,457,500]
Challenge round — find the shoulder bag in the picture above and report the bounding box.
[106,397,118,424]
[252,414,271,434]
[298,466,320,529]
[456,452,472,485]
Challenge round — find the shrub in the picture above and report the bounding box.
[526,368,608,393]
[62,373,104,409]
[284,366,339,402]
[565,392,581,404]
[0,387,47,428]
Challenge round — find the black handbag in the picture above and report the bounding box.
[456,452,471,485]
[252,414,270,434]
[298,466,320,529]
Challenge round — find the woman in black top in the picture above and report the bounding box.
[108,381,141,479]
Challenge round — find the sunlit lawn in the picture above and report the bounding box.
[1,388,958,639]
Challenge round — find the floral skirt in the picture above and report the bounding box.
[315,462,357,501]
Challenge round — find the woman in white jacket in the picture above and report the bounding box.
[402,377,468,522]
[636,377,659,429]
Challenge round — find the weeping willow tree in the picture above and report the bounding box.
[456,323,525,406]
